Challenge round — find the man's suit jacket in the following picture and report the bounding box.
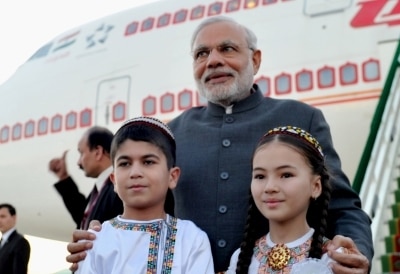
[54,176,123,229]
[0,230,30,274]
[169,84,373,271]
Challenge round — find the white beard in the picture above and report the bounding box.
[196,61,255,106]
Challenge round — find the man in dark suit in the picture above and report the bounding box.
[0,203,30,274]
[49,126,123,229]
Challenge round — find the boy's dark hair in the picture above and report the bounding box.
[235,130,332,274]
[86,126,114,155]
[0,203,16,216]
[111,121,176,169]
[110,117,176,216]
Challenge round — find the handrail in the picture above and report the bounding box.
[352,40,400,193]
[355,40,400,274]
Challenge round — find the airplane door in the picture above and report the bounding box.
[95,75,131,128]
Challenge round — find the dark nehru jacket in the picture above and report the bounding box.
[169,84,373,272]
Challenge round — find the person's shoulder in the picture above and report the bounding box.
[168,106,206,126]
[13,231,30,247]
[262,97,319,116]
[264,96,315,109]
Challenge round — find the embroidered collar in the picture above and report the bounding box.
[110,214,178,274]
[254,229,315,274]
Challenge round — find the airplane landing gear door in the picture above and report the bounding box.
[95,76,131,129]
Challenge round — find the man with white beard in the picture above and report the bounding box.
[66,16,372,274]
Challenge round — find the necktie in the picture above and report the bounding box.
[80,185,99,229]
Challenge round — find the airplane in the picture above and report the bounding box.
[0,0,399,273]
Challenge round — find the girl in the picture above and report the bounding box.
[76,116,214,274]
[227,126,335,274]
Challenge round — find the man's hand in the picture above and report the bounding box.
[49,150,69,180]
[327,235,369,274]
[66,220,102,272]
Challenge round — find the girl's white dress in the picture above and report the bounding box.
[226,228,333,274]
[76,214,214,274]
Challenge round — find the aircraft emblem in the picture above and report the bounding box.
[351,0,400,27]
[86,23,114,48]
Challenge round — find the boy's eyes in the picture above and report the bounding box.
[117,161,130,167]
[116,159,156,167]
[143,160,155,165]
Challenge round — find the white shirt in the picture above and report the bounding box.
[0,227,16,247]
[76,215,214,274]
[95,166,113,191]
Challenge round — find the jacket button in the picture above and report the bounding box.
[219,205,227,214]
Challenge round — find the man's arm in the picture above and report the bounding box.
[54,177,87,227]
[50,151,87,227]
[309,108,372,272]
[13,237,30,274]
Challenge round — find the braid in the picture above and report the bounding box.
[308,166,332,259]
[236,195,269,274]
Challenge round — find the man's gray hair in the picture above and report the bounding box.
[190,16,258,50]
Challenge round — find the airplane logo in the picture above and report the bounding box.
[86,23,114,48]
[351,0,400,27]
[53,31,80,52]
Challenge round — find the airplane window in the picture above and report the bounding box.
[12,124,22,140]
[38,118,48,135]
[178,90,193,110]
[143,97,156,116]
[28,43,53,61]
[174,10,187,23]
[255,77,271,96]
[25,121,35,138]
[297,71,313,91]
[363,60,380,81]
[0,127,9,143]
[227,0,241,12]
[80,109,92,127]
[141,18,155,32]
[158,14,170,28]
[191,6,205,20]
[245,0,259,9]
[125,22,139,36]
[51,116,62,132]
[208,3,223,16]
[113,103,126,122]
[275,74,291,94]
[196,92,207,106]
[66,112,77,130]
[318,67,335,88]
[340,64,357,85]
[161,93,174,113]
